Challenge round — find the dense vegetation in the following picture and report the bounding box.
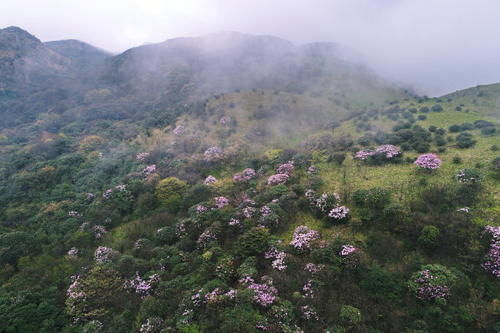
[0,27,499,333]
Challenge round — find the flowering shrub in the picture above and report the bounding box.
[136,152,150,162]
[355,150,376,160]
[68,211,82,218]
[94,246,115,263]
[264,247,287,271]
[196,205,208,214]
[233,168,257,182]
[414,154,442,170]
[482,225,500,278]
[328,206,350,221]
[301,305,319,320]
[339,245,357,256]
[204,175,217,185]
[173,125,185,135]
[408,264,457,301]
[124,272,160,297]
[247,278,278,306]
[304,263,324,273]
[214,196,230,209]
[228,218,241,226]
[67,275,85,300]
[142,164,156,176]
[302,280,315,298]
[67,247,79,257]
[197,230,217,248]
[139,317,164,333]
[204,146,223,161]
[290,225,320,251]
[355,144,401,163]
[456,168,481,184]
[242,206,257,218]
[267,173,289,185]
[92,225,107,239]
[276,162,294,175]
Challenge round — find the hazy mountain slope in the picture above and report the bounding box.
[45,39,111,72]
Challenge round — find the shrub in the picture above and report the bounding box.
[408,264,458,301]
[431,104,443,112]
[236,227,270,256]
[456,132,476,148]
[452,156,462,164]
[155,177,188,210]
[418,226,440,249]
[340,305,362,324]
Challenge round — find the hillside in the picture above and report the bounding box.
[0,27,498,333]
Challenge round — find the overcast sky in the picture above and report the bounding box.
[1,0,500,95]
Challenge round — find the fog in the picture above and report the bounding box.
[2,0,500,96]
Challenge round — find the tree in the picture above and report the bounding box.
[155,177,188,211]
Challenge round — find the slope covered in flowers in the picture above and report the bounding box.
[0,83,498,333]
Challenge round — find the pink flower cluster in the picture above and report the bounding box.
[124,272,160,297]
[340,245,357,256]
[243,206,257,218]
[304,263,324,273]
[204,288,237,304]
[247,279,278,307]
[228,218,240,226]
[328,206,350,220]
[142,164,156,176]
[197,230,217,248]
[264,247,287,271]
[375,144,401,158]
[220,116,230,125]
[204,146,223,161]
[196,205,208,214]
[301,305,319,320]
[302,280,315,298]
[204,175,217,185]
[173,125,185,135]
[276,162,294,175]
[482,226,500,278]
[267,173,289,185]
[355,150,376,160]
[290,226,320,250]
[68,211,82,218]
[233,168,257,182]
[67,275,85,299]
[136,152,150,161]
[214,196,230,209]
[139,318,164,333]
[67,247,79,257]
[92,225,107,239]
[414,270,451,300]
[94,246,115,263]
[355,144,401,160]
[414,154,442,169]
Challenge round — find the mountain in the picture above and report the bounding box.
[0,26,69,88]
[45,39,111,72]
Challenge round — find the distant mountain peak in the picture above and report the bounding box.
[0,26,40,42]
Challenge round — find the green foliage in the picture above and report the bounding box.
[340,305,362,324]
[236,227,270,256]
[155,177,188,211]
[418,226,440,249]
